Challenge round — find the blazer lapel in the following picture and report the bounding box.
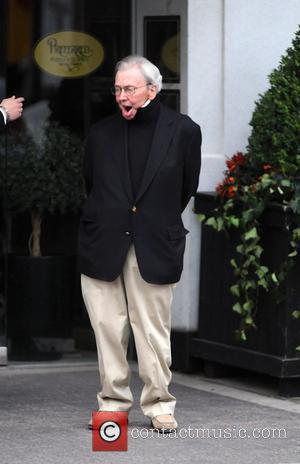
[134,105,178,204]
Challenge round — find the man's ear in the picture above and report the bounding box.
[148,85,158,100]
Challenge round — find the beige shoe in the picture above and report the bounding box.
[151,414,178,433]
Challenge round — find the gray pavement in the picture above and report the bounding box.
[0,354,300,464]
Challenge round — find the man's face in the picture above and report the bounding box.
[114,66,157,120]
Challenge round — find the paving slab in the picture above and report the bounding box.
[0,359,299,464]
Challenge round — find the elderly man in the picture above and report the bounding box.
[79,55,201,432]
[0,96,24,128]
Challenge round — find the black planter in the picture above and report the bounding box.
[192,192,300,396]
[7,255,76,360]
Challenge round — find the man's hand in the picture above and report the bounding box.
[0,95,25,122]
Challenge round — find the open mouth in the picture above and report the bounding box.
[121,104,135,119]
[124,105,133,115]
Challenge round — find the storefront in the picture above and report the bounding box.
[0,0,186,360]
[2,0,185,134]
[1,0,299,366]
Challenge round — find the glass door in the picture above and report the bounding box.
[0,0,132,360]
[132,0,187,112]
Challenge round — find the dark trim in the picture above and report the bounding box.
[190,337,300,378]
[171,329,200,373]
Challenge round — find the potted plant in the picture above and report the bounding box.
[0,121,84,359]
[193,27,300,396]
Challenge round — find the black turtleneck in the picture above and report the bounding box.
[127,96,160,198]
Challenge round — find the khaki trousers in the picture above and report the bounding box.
[81,245,176,419]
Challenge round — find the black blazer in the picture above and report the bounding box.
[78,103,201,284]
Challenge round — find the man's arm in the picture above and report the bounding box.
[181,124,202,212]
[0,96,24,126]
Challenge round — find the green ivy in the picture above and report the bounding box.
[198,26,300,343]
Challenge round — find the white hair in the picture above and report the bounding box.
[115,55,163,92]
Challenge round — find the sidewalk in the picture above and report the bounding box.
[0,353,299,464]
